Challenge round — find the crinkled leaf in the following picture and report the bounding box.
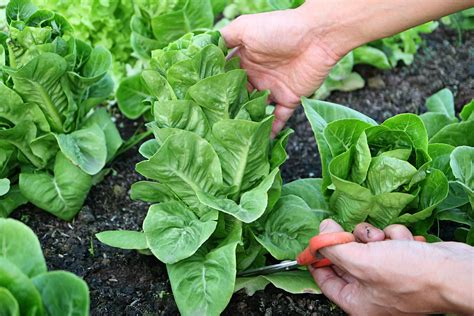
[187,69,248,125]
[153,100,210,138]
[210,117,272,193]
[197,168,278,223]
[365,125,413,152]
[0,82,50,132]
[367,156,417,195]
[0,121,46,168]
[167,45,225,98]
[351,132,371,184]
[29,133,58,165]
[7,53,68,133]
[369,192,416,227]
[254,195,323,260]
[136,131,222,210]
[396,169,449,224]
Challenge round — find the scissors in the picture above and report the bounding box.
[238,232,426,277]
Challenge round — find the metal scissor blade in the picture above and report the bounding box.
[237,260,299,277]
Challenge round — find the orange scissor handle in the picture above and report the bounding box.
[296,232,355,268]
[297,233,426,269]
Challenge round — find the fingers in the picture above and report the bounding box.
[309,265,349,309]
[271,104,295,138]
[220,16,247,48]
[383,224,414,241]
[353,223,385,243]
[316,220,366,272]
[353,222,414,242]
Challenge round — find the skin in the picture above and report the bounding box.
[221,0,474,136]
[221,0,474,313]
[311,219,474,315]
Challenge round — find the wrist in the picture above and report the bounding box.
[295,0,369,59]
[433,244,474,314]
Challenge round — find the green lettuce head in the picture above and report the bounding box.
[303,98,450,231]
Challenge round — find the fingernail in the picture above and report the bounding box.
[320,219,330,231]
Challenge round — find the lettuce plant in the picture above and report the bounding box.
[216,1,437,99]
[301,88,473,239]
[98,32,323,315]
[369,22,439,67]
[418,89,474,244]
[0,218,90,315]
[441,8,474,31]
[0,0,122,219]
[130,0,215,61]
[36,0,135,81]
[315,21,438,98]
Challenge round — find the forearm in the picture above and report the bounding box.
[298,0,474,57]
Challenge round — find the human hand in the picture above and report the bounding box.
[221,7,343,137]
[310,219,474,315]
[220,0,473,137]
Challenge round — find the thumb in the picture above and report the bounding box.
[317,220,366,273]
[319,219,345,234]
[220,16,247,48]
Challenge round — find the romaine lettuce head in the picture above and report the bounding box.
[303,98,449,230]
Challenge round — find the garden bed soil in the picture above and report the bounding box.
[12,25,473,315]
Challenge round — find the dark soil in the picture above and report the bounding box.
[12,25,473,315]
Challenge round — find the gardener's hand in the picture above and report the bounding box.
[310,219,474,315]
[221,0,472,136]
[221,9,342,137]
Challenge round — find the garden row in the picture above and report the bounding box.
[0,0,473,315]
